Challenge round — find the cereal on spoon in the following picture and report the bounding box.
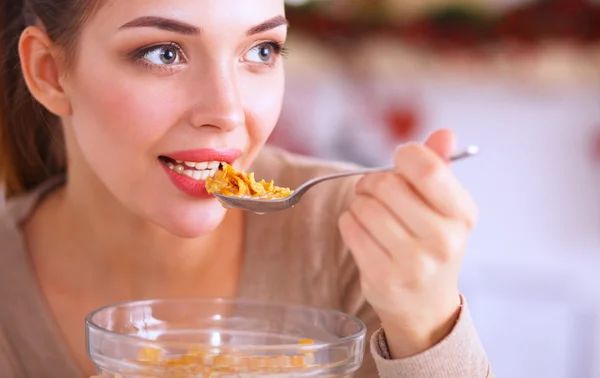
[205,163,293,200]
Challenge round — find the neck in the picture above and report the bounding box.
[43,166,245,299]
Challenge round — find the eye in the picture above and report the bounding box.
[139,44,184,66]
[243,42,282,64]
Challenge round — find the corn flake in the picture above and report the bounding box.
[108,339,316,377]
[205,163,293,200]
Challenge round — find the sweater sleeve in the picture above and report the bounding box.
[369,294,494,378]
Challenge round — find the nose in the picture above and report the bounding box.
[188,65,245,132]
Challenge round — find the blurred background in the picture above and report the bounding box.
[270,0,600,377]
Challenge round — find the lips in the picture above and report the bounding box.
[162,148,241,164]
[159,148,241,199]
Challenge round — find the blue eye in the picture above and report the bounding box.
[243,42,286,65]
[139,44,184,66]
[245,44,274,63]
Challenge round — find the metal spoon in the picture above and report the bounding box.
[213,145,479,214]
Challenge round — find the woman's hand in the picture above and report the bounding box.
[338,129,478,359]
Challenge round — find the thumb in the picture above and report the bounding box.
[424,129,456,160]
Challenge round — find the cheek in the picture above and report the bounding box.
[64,52,192,212]
[240,68,285,149]
[69,72,182,158]
[65,54,195,192]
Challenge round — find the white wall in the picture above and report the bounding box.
[275,75,600,377]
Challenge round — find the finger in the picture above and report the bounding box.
[338,211,392,283]
[348,194,415,257]
[356,174,459,259]
[342,207,440,297]
[423,128,456,161]
[394,144,478,226]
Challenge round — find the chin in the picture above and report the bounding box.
[152,199,229,238]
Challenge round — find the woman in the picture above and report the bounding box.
[0,0,493,377]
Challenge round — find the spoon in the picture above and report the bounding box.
[213,145,479,214]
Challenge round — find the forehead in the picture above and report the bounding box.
[91,0,286,36]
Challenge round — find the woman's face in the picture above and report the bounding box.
[61,0,287,237]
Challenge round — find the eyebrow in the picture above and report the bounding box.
[119,15,288,37]
[246,15,288,36]
[120,16,201,35]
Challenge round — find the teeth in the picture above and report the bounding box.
[192,170,203,180]
[166,160,222,181]
[176,160,183,164]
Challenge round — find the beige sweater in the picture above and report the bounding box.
[0,146,493,378]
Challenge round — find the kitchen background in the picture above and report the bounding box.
[271,0,600,377]
[0,0,598,376]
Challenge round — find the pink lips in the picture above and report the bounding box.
[160,148,241,199]
[164,148,241,164]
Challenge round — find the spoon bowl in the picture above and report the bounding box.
[213,145,479,214]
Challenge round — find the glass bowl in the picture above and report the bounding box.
[86,297,366,377]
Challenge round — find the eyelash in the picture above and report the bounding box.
[128,42,186,72]
[128,41,289,72]
[262,41,289,59]
[247,41,289,68]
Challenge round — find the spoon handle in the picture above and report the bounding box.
[294,145,479,196]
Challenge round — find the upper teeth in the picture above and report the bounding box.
[166,160,224,181]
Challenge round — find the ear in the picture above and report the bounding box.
[18,26,72,117]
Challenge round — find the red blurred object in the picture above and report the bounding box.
[286,0,600,46]
[492,0,600,43]
[385,106,421,141]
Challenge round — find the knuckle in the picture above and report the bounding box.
[453,186,479,228]
[464,212,477,230]
[419,160,444,185]
[439,234,457,257]
[437,244,454,264]
[394,143,420,167]
[352,195,379,219]
[372,173,397,198]
[350,195,366,215]
[355,175,371,194]
[438,231,463,261]
[465,198,479,228]
[395,144,450,188]
[439,234,454,254]
[428,226,448,250]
